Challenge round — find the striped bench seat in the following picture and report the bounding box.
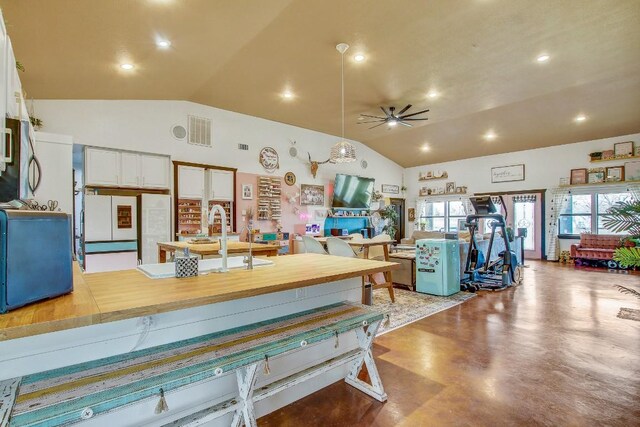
[1,302,387,427]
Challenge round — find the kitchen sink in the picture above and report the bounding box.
[137,256,274,279]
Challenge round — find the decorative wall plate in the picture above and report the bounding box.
[259,147,279,172]
[284,171,296,186]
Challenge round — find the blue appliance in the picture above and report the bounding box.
[416,238,460,296]
[0,210,73,313]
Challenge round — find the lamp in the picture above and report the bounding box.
[330,43,357,164]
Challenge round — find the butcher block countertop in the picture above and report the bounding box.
[0,254,398,341]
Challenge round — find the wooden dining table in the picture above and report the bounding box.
[157,241,279,263]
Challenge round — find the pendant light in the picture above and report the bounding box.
[330,43,357,163]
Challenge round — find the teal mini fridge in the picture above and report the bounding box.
[416,238,460,296]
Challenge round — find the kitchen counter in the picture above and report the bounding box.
[0,254,398,341]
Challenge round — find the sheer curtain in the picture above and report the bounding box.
[545,187,570,261]
[626,182,640,201]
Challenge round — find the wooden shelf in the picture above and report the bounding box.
[418,175,449,181]
[419,192,468,197]
[559,180,637,188]
[589,155,640,163]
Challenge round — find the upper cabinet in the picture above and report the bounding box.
[209,169,234,201]
[86,148,120,186]
[140,154,170,189]
[85,147,170,189]
[178,165,205,199]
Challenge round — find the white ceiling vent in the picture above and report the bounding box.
[237,143,249,151]
[188,115,212,147]
[171,124,187,140]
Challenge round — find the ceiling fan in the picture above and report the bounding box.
[358,105,429,129]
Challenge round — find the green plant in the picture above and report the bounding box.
[30,116,43,130]
[15,61,24,72]
[603,199,640,267]
[380,205,399,239]
[372,190,383,202]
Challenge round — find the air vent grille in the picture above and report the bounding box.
[238,143,249,151]
[188,115,212,147]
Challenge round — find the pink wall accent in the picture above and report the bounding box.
[235,172,323,241]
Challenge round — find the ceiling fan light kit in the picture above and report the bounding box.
[359,104,430,129]
[330,42,357,164]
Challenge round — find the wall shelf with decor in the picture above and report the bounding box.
[589,155,640,163]
[559,180,638,188]
[257,176,282,221]
[418,176,449,182]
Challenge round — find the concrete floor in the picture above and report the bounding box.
[260,261,640,426]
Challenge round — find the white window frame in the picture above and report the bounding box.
[416,197,470,233]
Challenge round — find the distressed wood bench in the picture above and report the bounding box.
[0,302,386,427]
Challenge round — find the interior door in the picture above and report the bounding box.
[389,198,405,242]
[513,194,542,259]
[140,194,171,264]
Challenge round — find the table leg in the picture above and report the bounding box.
[158,247,167,263]
[383,244,395,303]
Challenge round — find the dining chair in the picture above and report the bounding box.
[301,236,328,255]
[326,237,357,257]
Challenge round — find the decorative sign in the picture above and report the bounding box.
[284,171,296,186]
[408,208,416,222]
[259,147,279,172]
[381,184,399,194]
[300,184,325,206]
[491,164,525,183]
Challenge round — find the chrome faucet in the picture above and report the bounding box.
[240,220,254,270]
[207,204,228,272]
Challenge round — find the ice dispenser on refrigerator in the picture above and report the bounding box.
[416,239,460,296]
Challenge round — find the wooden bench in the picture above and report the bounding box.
[0,302,387,427]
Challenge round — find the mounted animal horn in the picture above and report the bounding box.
[308,152,331,179]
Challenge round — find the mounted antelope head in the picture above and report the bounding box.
[308,152,331,179]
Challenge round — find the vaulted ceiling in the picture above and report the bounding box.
[2,0,639,167]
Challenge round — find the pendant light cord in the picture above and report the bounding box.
[341,50,345,140]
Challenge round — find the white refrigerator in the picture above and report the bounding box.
[84,195,138,273]
[140,194,171,264]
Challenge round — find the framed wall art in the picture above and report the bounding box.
[625,161,640,181]
[605,166,624,182]
[259,147,279,172]
[570,168,588,185]
[381,184,399,194]
[587,170,605,184]
[491,164,525,183]
[614,141,634,157]
[284,171,296,186]
[242,184,253,200]
[300,184,325,206]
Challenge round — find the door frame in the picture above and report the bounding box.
[389,198,405,243]
[474,189,546,260]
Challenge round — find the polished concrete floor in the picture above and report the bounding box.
[261,261,640,426]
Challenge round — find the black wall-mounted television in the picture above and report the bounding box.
[331,174,375,209]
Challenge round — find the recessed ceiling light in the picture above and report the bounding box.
[354,53,365,62]
[574,114,587,122]
[427,90,439,99]
[156,39,171,48]
[120,63,134,70]
[282,91,294,99]
[388,120,398,127]
[536,54,550,63]
[484,130,497,141]
[421,144,430,152]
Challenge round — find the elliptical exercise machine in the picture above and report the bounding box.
[461,196,523,292]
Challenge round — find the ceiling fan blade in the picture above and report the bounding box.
[399,109,430,119]
[358,120,385,124]
[397,104,412,116]
[369,122,388,129]
[398,121,413,128]
[359,114,387,119]
[402,118,429,121]
[380,106,390,117]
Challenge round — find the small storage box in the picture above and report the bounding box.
[0,210,73,313]
[175,255,199,278]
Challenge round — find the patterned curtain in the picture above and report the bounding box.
[545,187,570,261]
[626,182,640,201]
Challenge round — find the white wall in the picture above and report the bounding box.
[32,99,403,189]
[405,132,640,249]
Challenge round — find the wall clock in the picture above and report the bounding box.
[284,171,296,186]
[259,147,279,172]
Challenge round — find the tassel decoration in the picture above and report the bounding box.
[384,314,391,327]
[334,330,340,349]
[154,388,169,414]
[263,355,271,375]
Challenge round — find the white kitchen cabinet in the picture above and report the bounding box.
[120,152,141,187]
[85,147,120,186]
[209,169,234,201]
[178,165,205,199]
[31,132,74,214]
[140,154,170,189]
[85,147,170,189]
